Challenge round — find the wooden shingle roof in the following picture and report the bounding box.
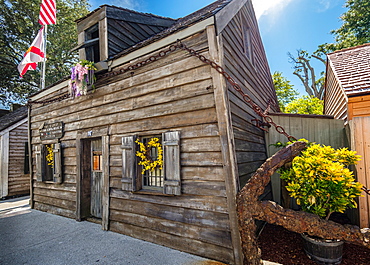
[0,106,27,132]
[327,43,370,96]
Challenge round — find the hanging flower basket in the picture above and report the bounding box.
[68,60,97,98]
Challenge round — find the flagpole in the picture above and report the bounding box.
[40,25,47,91]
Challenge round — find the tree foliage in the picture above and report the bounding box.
[321,0,370,53]
[285,95,324,115]
[288,0,370,100]
[272,71,299,112]
[0,0,90,107]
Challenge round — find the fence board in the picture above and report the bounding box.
[350,117,370,228]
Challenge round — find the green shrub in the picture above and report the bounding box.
[280,141,363,220]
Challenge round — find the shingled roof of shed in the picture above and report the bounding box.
[327,43,370,96]
[0,106,27,132]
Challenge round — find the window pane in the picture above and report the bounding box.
[140,136,164,189]
[44,144,54,181]
[92,139,102,171]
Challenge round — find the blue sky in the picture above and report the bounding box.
[90,0,346,95]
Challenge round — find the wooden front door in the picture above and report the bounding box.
[80,138,103,219]
[91,139,103,218]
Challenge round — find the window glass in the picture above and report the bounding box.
[92,139,102,171]
[138,136,164,190]
[44,144,54,181]
[85,24,100,63]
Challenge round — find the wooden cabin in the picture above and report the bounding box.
[0,106,30,199]
[28,1,278,264]
[324,43,370,228]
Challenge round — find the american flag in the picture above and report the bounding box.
[39,0,56,25]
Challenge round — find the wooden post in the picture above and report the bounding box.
[207,24,244,265]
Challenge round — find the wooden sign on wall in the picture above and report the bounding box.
[40,122,64,140]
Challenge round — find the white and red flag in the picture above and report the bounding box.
[39,0,56,25]
[17,27,45,78]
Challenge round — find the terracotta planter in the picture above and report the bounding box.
[301,233,344,265]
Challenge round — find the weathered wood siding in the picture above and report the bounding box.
[219,1,278,187]
[8,121,30,197]
[30,31,234,263]
[349,117,370,228]
[324,63,348,120]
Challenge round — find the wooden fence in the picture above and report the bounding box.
[265,113,347,209]
[349,117,370,228]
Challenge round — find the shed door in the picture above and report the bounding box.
[91,139,103,218]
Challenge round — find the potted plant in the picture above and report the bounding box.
[279,140,363,264]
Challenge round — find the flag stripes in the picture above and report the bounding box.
[39,0,56,25]
[18,27,45,77]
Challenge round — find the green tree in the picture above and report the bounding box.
[288,0,370,99]
[322,0,370,52]
[285,95,324,115]
[0,0,90,107]
[272,71,299,112]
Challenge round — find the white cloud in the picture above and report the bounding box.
[110,0,139,10]
[251,0,293,20]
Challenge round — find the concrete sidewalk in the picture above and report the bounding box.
[0,197,280,265]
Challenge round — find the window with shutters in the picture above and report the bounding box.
[35,143,62,183]
[121,131,181,195]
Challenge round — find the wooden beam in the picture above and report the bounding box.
[0,133,9,198]
[207,25,243,265]
[215,0,248,34]
[102,135,110,230]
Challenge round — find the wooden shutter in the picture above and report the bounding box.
[53,143,62,184]
[121,136,137,191]
[163,131,181,195]
[35,145,43,182]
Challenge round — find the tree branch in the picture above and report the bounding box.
[254,201,370,248]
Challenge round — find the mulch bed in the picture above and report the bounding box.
[258,221,370,265]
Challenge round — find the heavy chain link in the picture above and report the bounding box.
[28,92,70,105]
[99,39,296,140]
[28,39,370,195]
[176,39,297,142]
[30,39,296,141]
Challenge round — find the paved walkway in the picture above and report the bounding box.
[0,196,280,265]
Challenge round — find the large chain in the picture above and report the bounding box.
[176,40,297,142]
[28,39,370,195]
[98,40,296,141]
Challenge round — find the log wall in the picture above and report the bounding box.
[30,31,234,263]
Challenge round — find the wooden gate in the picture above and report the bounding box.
[349,117,370,228]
